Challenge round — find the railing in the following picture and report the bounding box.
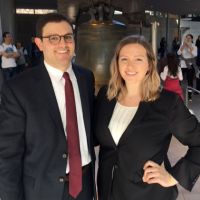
[185,86,200,107]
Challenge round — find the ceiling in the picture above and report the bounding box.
[145,0,200,15]
[15,0,57,9]
[15,0,200,15]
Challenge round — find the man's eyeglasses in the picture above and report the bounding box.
[41,34,74,44]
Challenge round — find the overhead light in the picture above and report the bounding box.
[114,10,122,15]
[145,10,154,16]
[16,8,57,15]
[182,18,192,21]
[35,9,57,15]
[16,9,34,14]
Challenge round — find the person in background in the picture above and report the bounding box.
[27,36,43,67]
[160,53,184,100]
[0,13,96,200]
[177,34,197,101]
[94,35,200,200]
[0,66,3,96]
[0,32,19,80]
[195,35,200,57]
[159,37,167,58]
[195,35,200,92]
[16,41,29,73]
[172,36,180,55]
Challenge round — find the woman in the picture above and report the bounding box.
[177,34,197,101]
[94,35,200,200]
[16,41,29,73]
[160,53,184,100]
[195,35,200,57]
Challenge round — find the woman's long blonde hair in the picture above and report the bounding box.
[107,35,160,101]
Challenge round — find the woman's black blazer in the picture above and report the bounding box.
[94,86,200,200]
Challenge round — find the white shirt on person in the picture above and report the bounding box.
[177,43,197,68]
[109,102,138,145]
[17,47,28,65]
[45,61,91,173]
[0,43,17,68]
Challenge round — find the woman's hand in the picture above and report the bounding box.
[143,160,178,187]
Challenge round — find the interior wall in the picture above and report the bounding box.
[0,0,15,40]
[15,14,39,47]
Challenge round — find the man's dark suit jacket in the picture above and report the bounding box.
[0,63,95,200]
[95,86,200,200]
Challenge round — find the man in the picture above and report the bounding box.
[177,34,197,101]
[0,32,19,80]
[0,13,96,200]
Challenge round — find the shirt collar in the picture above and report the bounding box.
[44,60,73,81]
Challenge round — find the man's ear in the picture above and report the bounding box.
[34,37,43,51]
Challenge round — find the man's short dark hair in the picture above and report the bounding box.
[3,32,10,38]
[36,13,72,37]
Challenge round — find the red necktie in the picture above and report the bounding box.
[63,72,82,198]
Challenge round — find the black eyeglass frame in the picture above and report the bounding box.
[40,33,74,44]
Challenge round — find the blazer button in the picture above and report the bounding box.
[62,153,67,159]
[59,177,64,183]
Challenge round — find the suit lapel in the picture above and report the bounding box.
[102,98,117,147]
[33,65,64,134]
[118,101,149,144]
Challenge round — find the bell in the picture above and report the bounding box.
[75,21,126,91]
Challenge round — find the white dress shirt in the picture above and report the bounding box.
[44,61,91,173]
